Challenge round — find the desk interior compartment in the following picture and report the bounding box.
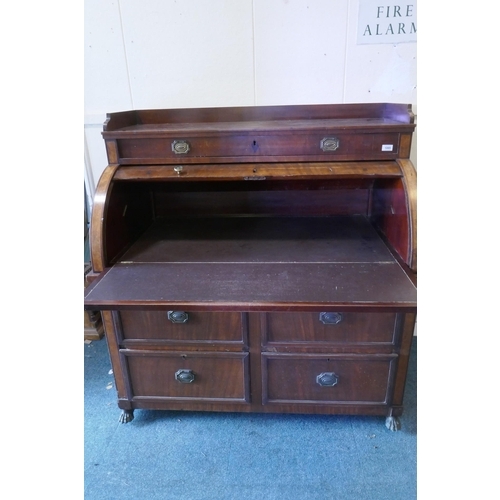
[85,177,417,309]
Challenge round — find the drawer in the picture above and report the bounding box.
[263,312,398,345]
[124,350,249,402]
[115,132,401,164]
[262,353,396,405]
[117,311,245,343]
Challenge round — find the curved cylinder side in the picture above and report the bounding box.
[397,159,417,272]
[90,164,120,273]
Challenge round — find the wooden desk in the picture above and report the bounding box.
[84,103,417,430]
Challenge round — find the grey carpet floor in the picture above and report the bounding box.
[84,337,416,499]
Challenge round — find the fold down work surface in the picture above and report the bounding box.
[84,216,416,311]
[84,262,416,311]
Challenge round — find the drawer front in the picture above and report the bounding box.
[118,311,244,343]
[262,354,396,405]
[264,312,398,345]
[125,351,249,402]
[115,132,400,163]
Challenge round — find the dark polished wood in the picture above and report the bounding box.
[85,103,417,429]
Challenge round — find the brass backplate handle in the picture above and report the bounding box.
[319,312,343,325]
[175,369,195,384]
[320,137,340,152]
[168,311,189,323]
[172,140,190,154]
[316,372,339,387]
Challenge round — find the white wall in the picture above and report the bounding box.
[84,0,417,200]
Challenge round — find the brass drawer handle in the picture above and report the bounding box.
[175,369,195,384]
[172,139,190,154]
[316,372,339,387]
[167,311,189,323]
[319,312,343,325]
[320,137,340,152]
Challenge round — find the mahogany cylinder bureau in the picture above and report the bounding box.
[84,103,417,430]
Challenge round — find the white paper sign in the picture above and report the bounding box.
[357,1,417,44]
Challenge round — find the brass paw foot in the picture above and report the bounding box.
[119,409,134,423]
[385,416,401,431]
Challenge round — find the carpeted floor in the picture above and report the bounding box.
[84,337,416,500]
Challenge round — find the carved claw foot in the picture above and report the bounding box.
[119,409,134,423]
[385,416,401,431]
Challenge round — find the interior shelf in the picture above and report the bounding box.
[120,215,395,264]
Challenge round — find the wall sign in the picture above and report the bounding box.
[357,1,417,44]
